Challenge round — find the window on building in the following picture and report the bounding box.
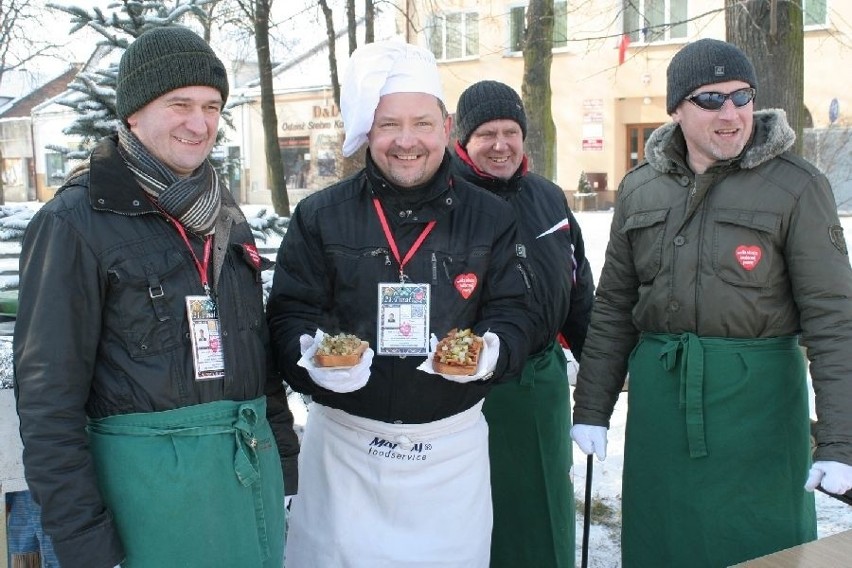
[623,0,688,43]
[626,123,664,169]
[1,157,22,186]
[315,134,337,178]
[427,11,478,61]
[509,2,568,53]
[279,136,311,188]
[803,0,827,27]
[45,152,67,186]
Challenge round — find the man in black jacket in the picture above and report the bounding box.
[14,26,297,568]
[267,41,530,567]
[452,80,594,568]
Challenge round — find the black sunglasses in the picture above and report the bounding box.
[686,88,756,111]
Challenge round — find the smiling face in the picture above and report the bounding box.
[464,119,524,180]
[126,85,223,177]
[367,92,452,188]
[670,80,754,174]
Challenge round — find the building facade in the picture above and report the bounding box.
[19,1,851,210]
[399,0,850,209]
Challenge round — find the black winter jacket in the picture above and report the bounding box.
[451,143,594,357]
[13,136,299,568]
[267,152,530,423]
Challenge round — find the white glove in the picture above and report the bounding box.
[417,331,500,383]
[804,460,852,494]
[564,348,579,386]
[297,330,373,393]
[571,424,608,461]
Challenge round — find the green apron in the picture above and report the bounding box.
[484,340,575,568]
[622,333,816,568]
[88,397,285,568]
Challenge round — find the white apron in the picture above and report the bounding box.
[286,401,492,568]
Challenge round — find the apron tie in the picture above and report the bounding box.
[233,403,261,487]
[658,332,708,458]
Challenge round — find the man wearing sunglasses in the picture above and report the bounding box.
[571,38,852,567]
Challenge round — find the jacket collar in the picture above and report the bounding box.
[86,136,160,215]
[645,108,796,175]
[365,149,458,223]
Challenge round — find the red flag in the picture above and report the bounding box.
[618,34,630,65]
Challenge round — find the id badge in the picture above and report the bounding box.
[376,282,430,356]
[186,295,225,380]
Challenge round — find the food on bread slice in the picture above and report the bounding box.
[433,328,483,375]
[314,332,368,367]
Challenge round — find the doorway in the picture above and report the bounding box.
[626,123,663,169]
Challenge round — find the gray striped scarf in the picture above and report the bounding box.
[117,124,221,234]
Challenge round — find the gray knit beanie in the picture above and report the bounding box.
[455,80,527,146]
[116,26,229,121]
[666,38,757,114]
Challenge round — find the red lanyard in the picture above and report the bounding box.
[168,217,213,295]
[372,198,435,282]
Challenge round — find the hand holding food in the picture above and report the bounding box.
[298,330,373,393]
[314,333,369,368]
[433,328,483,376]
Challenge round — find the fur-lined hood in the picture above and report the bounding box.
[644,108,796,174]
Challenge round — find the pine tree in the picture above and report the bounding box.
[577,170,592,193]
[45,0,208,159]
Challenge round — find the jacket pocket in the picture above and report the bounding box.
[431,246,493,313]
[620,208,669,283]
[713,209,780,287]
[107,249,188,358]
[326,244,393,285]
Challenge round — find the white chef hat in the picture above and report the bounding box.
[341,39,445,157]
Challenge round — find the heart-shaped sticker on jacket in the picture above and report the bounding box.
[735,245,762,271]
[454,273,478,299]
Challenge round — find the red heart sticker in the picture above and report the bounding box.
[454,273,478,299]
[735,245,762,271]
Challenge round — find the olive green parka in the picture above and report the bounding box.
[573,109,852,466]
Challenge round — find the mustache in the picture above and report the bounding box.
[388,145,426,156]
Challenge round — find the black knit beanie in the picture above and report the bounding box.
[455,80,527,146]
[116,26,229,121]
[666,38,757,114]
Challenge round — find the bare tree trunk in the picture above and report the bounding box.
[365,0,374,43]
[0,147,6,205]
[521,0,556,179]
[198,0,219,42]
[346,0,357,54]
[320,0,364,177]
[318,0,342,107]
[254,0,290,214]
[726,0,804,155]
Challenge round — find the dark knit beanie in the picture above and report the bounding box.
[666,38,757,114]
[116,26,229,121]
[455,80,527,146]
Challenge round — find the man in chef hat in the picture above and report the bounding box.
[267,40,531,567]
